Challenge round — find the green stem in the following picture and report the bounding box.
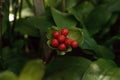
[11,0,19,35]
[0,0,3,49]
[62,0,65,12]
[19,0,23,19]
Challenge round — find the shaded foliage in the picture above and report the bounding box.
[1,0,120,80]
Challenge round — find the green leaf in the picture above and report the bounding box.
[28,16,53,33]
[66,0,80,10]
[15,15,53,37]
[44,56,92,80]
[97,45,115,59]
[15,19,40,37]
[68,27,84,45]
[0,71,17,80]
[102,68,119,80]
[99,14,118,38]
[1,47,27,74]
[85,6,112,35]
[45,0,61,8]
[80,29,99,53]
[107,0,120,12]
[51,8,77,28]
[105,35,120,46]
[19,60,45,80]
[82,59,117,80]
[110,68,120,80]
[80,29,115,59]
[70,1,94,22]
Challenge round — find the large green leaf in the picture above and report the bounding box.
[102,68,119,80]
[98,14,118,38]
[85,6,112,35]
[1,47,27,74]
[82,59,117,80]
[19,60,45,80]
[44,56,92,80]
[15,15,53,37]
[0,71,17,80]
[70,1,94,22]
[97,45,115,59]
[110,68,120,80]
[45,0,61,8]
[80,29,99,56]
[105,35,120,46]
[80,29,98,50]
[80,29,115,59]
[107,0,120,12]
[15,19,40,37]
[51,8,77,28]
[66,0,80,10]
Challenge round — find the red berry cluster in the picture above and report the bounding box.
[50,28,78,51]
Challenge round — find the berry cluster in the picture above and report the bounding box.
[50,28,78,51]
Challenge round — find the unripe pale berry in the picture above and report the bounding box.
[65,38,72,46]
[58,35,65,43]
[53,30,60,38]
[61,28,69,36]
[50,39,59,47]
[71,40,78,48]
[58,43,66,51]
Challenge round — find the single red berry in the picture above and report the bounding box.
[58,35,65,43]
[53,30,60,38]
[58,43,66,51]
[50,39,59,47]
[71,40,78,48]
[61,28,69,36]
[65,38,72,46]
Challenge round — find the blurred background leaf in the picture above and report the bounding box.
[19,60,45,80]
[0,71,17,80]
[44,56,92,80]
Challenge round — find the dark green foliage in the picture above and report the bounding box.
[1,0,120,80]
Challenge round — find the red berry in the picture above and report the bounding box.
[58,35,65,43]
[58,43,66,51]
[71,40,78,48]
[53,31,60,38]
[50,39,59,47]
[61,28,69,36]
[65,38,72,46]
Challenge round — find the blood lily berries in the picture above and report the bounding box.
[58,35,65,43]
[58,43,66,51]
[61,28,69,36]
[48,28,79,52]
[53,30,60,38]
[71,40,78,48]
[50,39,59,47]
[65,38,72,46]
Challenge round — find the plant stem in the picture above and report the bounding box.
[0,0,4,49]
[26,0,33,9]
[62,0,65,12]
[11,0,19,35]
[33,0,45,15]
[19,0,23,19]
